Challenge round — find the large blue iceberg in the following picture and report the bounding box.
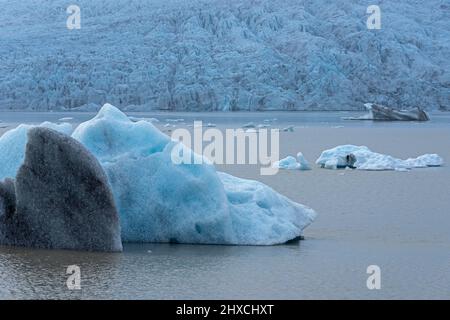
[71,104,316,245]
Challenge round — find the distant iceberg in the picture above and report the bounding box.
[0,104,316,246]
[70,104,316,245]
[316,145,443,171]
[273,153,311,171]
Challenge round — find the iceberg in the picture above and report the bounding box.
[1,128,122,252]
[345,104,430,121]
[273,153,311,171]
[1,1,448,112]
[71,104,316,245]
[316,145,443,171]
[0,122,72,180]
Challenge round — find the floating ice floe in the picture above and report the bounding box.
[242,122,256,129]
[344,103,430,121]
[273,153,311,171]
[282,126,295,132]
[129,116,160,123]
[70,104,316,245]
[316,145,443,171]
[0,122,72,180]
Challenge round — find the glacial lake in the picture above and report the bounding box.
[1,111,450,299]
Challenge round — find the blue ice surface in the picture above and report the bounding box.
[71,104,316,245]
[0,0,448,112]
[0,122,72,180]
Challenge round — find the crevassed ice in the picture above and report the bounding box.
[71,104,316,245]
[316,145,444,171]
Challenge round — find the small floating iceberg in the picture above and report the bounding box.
[316,145,443,171]
[273,153,311,171]
[282,126,295,132]
[242,122,256,129]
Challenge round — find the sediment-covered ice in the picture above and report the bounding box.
[72,104,316,245]
[1,128,122,251]
[0,122,72,180]
[316,145,443,171]
[273,153,311,170]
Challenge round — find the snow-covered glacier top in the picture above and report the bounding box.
[0,0,448,111]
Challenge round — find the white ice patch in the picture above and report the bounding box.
[316,145,443,171]
[0,122,73,180]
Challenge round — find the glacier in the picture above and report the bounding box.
[0,0,448,111]
[316,145,444,171]
[69,104,316,245]
[0,104,316,245]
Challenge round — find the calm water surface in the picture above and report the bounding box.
[1,111,450,299]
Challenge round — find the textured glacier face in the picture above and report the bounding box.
[316,145,444,171]
[0,122,73,180]
[0,0,448,111]
[72,104,316,245]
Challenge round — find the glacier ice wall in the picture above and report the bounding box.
[0,0,448,111]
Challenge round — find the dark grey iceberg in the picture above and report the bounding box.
[345,103,430,121]
[0,127,122,252]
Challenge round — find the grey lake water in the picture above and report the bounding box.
[1,111,450,299]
